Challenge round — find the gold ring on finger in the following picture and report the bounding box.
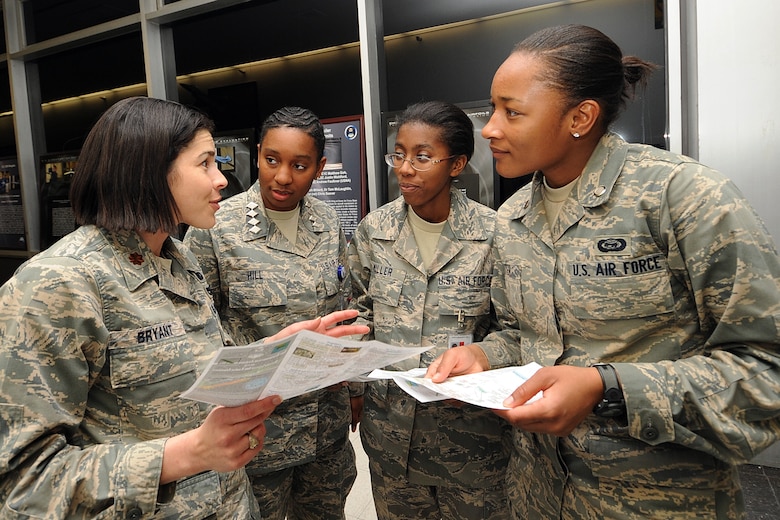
[247,432,259,450]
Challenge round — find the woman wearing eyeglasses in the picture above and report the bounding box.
[347,100,511,519]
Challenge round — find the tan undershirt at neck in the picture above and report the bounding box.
[266,205,300,244]
[408,207,447,269]
[542,176,578,228]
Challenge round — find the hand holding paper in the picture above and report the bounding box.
[368,363,543,409]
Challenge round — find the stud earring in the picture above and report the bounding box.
[572,132,580,138]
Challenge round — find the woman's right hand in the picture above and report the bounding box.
[425,344,490,382]
[160,395,281,483]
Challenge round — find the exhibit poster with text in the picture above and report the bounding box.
[309,116,367,241]
[0,157,26,250]
[40,151,79,249]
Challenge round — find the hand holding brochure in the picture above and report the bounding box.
[368,363,543,409]
[181,330,432,407]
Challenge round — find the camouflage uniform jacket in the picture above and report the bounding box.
[481,133,780,519]
[349,187,511,487]
[0,226,260,519]
[184,183,352,474]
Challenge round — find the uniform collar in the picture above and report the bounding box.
[505,132,628,221]
[577,132,627,208]
[241,183,333,255]
[102,228,201,298]
[371,187,491,242]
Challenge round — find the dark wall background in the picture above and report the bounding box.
[5,0,665,155]
[0,255,28,284]
[384,0,666,147]
[0,0,666,282]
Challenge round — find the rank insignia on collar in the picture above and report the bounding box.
[129,252,144,265]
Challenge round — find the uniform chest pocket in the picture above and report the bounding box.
[321,274,340,298]
[108,321,196,388]
[228,272,288,309]
[570,259,674,320]
[369,266,405,308]
[108,322,202,437]
[438,285,491,318]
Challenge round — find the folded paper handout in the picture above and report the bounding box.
[181,330,432,407]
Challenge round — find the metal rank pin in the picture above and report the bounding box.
[246,201,261,234]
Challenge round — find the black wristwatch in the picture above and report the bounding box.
[592,363,626,417]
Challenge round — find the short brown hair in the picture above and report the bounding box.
[70,96,215,234]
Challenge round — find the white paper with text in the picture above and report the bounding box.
[181,330,431,407]
[368,363,544,409]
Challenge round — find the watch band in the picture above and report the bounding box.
[592,363,626,417]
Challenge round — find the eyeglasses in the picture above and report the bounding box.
[384,153,456,172]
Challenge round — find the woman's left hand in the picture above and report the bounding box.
[350,395,364,432]
[494,365,604,437]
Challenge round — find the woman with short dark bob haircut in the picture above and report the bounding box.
[0,96,367,518]
[70,96,212,235]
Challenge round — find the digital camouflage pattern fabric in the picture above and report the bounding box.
[480,133,780,520]
[0,226,260,519]
[184,184,356,520]
[349,187,511,518]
